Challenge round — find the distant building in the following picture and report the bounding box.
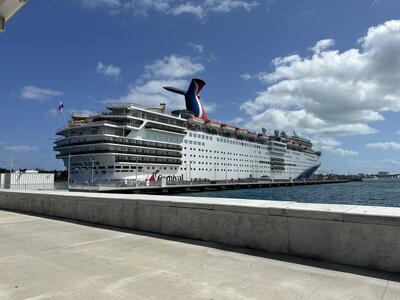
[377,171,390,178]
[0,170,54,190]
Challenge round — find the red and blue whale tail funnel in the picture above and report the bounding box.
[164,78,208,121]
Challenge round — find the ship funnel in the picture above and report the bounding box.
[163,78,208,121]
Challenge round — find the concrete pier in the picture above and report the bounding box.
[0,190,399,273]
[0,210,399,299]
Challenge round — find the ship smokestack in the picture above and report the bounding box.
[163,78,208,121]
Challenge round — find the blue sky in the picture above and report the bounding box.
[2,0,400,173]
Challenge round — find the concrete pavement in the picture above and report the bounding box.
[0,210,399,300]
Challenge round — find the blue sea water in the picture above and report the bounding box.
[179,179,400,207]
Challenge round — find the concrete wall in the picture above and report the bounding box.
[0,190,399,272]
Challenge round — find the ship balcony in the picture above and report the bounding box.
[103,104,187,128]
[271,166,285,170]
[56,120,142,136]
[145,121,187,133]
[54,136,183,151]
[56,147,182,159]
[115,155,182,166]
[271,157,285,162]
[271,161,285,166]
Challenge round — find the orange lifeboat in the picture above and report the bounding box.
[187,116,205,127]
[204,120,220,131]
[221,124,236,134]
[235,128,248,138]
[247,132,258,140]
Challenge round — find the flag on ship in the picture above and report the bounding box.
[58,101,64,112]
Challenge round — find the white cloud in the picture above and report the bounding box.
[311,39,335,54]
[96,62,121,78]
[4,145,39,153]
[366,142,400,150]
[311,136,358,157]
[21,86,63,101]
[241,20,400,138]
[81,0,258,19]
[143,55,204,80]
[331,148,359,157]
[205,0,258,13]
[82,0,120,8]
[108,54,216,112]
[241,73,252,81]
[203,101,218,113]
[189,43,204,53]
[227,117,245,125]
[172,3,205,18]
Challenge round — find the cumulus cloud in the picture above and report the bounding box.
[241,20,400,138]
[311,39,335,54]
[366,142,400,150]
[142,55,204,79]
[312,136,358,157]
[96,62,121,78]
[108,54,216,111]
[4,145,39,153]
[21,86,63,101]
[81,0,258,19]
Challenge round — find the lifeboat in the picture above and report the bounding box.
[204,120,220,131]
[247,132,258,140]
[235,128,248,138]
[221,124,236,134]
[187,116,205,127]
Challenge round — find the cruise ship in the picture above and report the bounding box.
[54,79,321,184]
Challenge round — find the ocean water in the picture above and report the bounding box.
[178,179,400,207]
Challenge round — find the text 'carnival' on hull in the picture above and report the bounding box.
[54,79,321,184]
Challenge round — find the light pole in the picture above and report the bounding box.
[9,155,13,174]
[135,156,138,183]
[91,160,95,184]
[67,153,71,190]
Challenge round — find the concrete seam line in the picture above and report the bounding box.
[280,214,400,227]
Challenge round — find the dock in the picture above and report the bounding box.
[1,209,399,299]
[69,179,350,194]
